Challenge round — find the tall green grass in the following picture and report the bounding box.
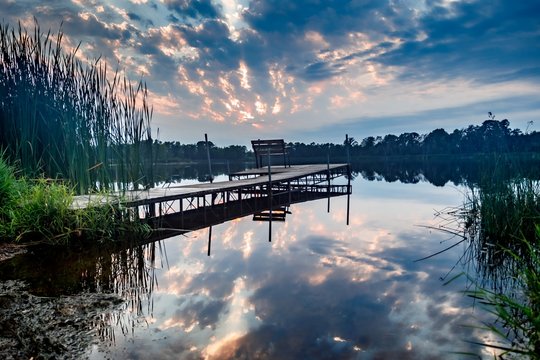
[0,21,154,194]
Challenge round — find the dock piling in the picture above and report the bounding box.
[267,148,272,242]
[205,133,213,183]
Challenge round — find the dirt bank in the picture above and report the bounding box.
[0,280,123,359]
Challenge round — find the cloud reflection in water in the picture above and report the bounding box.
[92,178,487,359]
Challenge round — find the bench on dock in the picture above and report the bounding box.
[251,139,291,168]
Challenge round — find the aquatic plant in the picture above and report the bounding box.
[435,169,540,357]
[462,231,540,358]
[463,177,540,292]
[462,177,539,358]
[0,20,154,194]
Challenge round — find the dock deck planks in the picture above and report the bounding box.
[72,163,349,210]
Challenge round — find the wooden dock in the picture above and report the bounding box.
[72,163,351,222]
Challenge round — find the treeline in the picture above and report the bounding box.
[153,118,540,163]
[153,141,249,163]
[350,118,540,157]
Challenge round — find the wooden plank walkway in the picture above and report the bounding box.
[72,164,349,210]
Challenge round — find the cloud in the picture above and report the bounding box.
[242,0,411,39]
[63,12,126,40]
[1,0,539,144]
[295,93,540,143]
[373,0,540,84]
[164,0,222,20]
[299,61,346,82]
[177,19,240,72]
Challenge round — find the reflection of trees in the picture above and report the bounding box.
[351,156,540,188]
[153,162,245,185]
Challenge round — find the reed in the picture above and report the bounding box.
[462,178,540,293]
[445,173,540,357]
[461,232,540,358]
[0,20,154,194]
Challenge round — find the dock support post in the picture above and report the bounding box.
[205,133,213,183]
[267,148,272,242]
[223,191,227,217]
[180,198,184,227]
[203,196,207,223]
[327,146,331,213]
[239,188,243,214]
[345,134,350,165]
[288,181,291,204]
[346,164,351,226]
[207,226,212,256]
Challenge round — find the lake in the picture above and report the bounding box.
[2,159,529,359]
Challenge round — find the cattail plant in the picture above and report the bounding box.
[0,21,154,194]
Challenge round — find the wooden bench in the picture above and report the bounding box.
[251,139,290,168]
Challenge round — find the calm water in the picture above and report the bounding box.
[2,167,503,359]
[98,174,491,359]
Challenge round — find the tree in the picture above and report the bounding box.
[423,129,450,154]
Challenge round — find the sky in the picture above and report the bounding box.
[2,0,540,146]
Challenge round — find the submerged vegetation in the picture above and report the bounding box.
[0,155,150,244]
[0,21,154,194]
[0,239,160,358]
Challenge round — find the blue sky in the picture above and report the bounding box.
[2,0,539,146]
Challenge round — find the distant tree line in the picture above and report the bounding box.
[349,117,540,157]
[151,117,540,164]
[152,141,249,163]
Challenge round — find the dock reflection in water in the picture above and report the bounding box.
[89,177,485,359]
[0,176,353,356]
[1,161,513,358]
[148,179,351,254]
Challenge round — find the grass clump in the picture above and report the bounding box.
[8,178,73,242]
[0,155,150,245]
